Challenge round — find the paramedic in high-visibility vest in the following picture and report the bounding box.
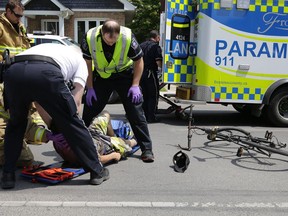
[81,19,154,163]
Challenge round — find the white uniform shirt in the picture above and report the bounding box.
[17,43,88,88]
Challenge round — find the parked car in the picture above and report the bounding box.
[27,31,81,54]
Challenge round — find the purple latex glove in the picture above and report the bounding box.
[86,88,97,106]
[46,132,66,145]
[53,137,69,149]
[127,86,142,104]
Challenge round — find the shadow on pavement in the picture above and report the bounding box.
[191,140,288,172]
[158,110,269,127]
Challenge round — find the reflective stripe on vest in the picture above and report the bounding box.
[87,26,133,78]
[0,46,27,56]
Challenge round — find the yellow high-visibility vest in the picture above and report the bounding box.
[86,25,133,78]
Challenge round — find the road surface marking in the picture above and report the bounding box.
[1,201,288,208]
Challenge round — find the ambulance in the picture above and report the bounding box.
[162,0,288,126]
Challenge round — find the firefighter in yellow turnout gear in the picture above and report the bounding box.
[0,1,48,167]
[0,85,50,167]
[0,0,30,60]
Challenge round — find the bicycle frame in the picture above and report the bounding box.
[180,124,288,157]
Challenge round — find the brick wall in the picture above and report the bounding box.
[26,17,42,33]
[26,12,126,40]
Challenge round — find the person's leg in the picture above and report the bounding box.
[123,101,153,150]
[34,69,104,175]
[82,76,112,127]
[1,105,29,189]
[45,103,109,184]
[102,111,115,137]
[88,110,111,136]
[114,76,153,154]
[2,63,31,189]
[3,104,30,173]
[140,78,149,119]
[146,72,160,122]
[20,62,108,185]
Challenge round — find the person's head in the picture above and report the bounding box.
[5,0,24,24]
[101,19,120,46]
[149,30,160,43]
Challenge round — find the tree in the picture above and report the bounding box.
[127,0,161,43]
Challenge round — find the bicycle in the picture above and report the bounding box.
[173,103,288,158]
[179,126,288,158]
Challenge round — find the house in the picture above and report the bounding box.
[0,0,135,43]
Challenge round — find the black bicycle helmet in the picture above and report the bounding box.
[173,151,190,173]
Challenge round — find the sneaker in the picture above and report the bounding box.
[141,150,154,163]
[90,167,110,185]
[1,172,15,189]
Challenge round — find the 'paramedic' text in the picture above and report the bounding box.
[215,40,287,59]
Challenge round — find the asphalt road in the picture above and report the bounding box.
[1,98,288,216]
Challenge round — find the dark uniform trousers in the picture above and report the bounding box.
[82,70,152,152]
[3,61,103,173]
[140,69,159,121]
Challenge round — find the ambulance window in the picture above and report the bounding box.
[220,0,233,8]
[237,0,250,9]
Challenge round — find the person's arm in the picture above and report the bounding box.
[155,45,163,69]
[71,82,85,113]
[34,102,52,127]
[156,60,162,68]
[99,152,121,164]
[132,57,144,86]
[80,33,93,89]
[126,34,144,103]
[128,34,144,87]
[85,59,93,89]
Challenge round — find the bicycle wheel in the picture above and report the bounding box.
[208,127,251,142]
[216,127,251,136]
[215,128,288,157]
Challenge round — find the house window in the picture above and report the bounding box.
[75,19,105,43]
[41,19,59,35]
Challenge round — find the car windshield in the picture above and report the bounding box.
[62,37,80,47]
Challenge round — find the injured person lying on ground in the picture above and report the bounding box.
[40,109,138,166]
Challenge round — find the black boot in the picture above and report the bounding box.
[141,150,154,162]
[90,168,110,185]
[1,172,15,189]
